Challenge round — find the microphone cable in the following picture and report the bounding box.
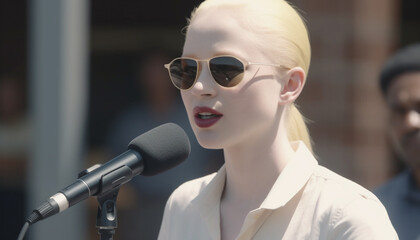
[17,222,30,240]
[17,203,51,240]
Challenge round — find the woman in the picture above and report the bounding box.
[159,0,397,239]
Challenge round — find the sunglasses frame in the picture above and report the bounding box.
[164,55,290,90]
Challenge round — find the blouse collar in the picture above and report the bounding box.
[191,141,318,229]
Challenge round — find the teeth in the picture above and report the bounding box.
[198,112,215,119]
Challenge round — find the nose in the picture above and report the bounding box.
[403,110,420,130]
[190,62,217,97]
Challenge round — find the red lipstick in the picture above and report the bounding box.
[193,106,223,128]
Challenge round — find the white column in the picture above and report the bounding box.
[28,0,89,239]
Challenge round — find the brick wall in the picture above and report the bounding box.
[292,0,399,189]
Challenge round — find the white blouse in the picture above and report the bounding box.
[158,142,398,240]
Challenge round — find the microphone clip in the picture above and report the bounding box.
[95,183,120,240]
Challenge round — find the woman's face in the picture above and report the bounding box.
[181,8,286,149]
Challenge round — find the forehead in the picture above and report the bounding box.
[387,72,420,105]
[183,8,262,59]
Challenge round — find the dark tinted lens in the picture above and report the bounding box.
[169,58,198,89]
[209,56,244,87]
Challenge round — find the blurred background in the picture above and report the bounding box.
[0,0,419,239]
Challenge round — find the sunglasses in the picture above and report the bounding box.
[164,55,289,90]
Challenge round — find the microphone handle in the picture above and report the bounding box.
[62,150,143,207]
[28,149,144,224]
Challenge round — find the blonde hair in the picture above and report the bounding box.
[187,0,313,152]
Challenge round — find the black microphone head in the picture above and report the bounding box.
[128,123,191,176]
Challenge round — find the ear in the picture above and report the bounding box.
[279,67,306,104]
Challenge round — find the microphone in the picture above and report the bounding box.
[25,122,190,225]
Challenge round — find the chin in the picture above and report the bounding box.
[196,137,224,150]
[193,130,225,150]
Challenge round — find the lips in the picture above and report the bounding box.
[193,106,223,128]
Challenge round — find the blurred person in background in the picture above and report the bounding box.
[0,73,30,239]
[374,43,420,240]
[106,49,223,240]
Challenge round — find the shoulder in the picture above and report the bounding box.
[310,166,398,239]
[312,166,380,202]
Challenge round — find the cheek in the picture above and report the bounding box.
[388,119,405,153]
[248,78,281,108]
[389,128,400,146]
[180,91,188,107]
[389,129,401,150]
[181,92,193,119]
[389,116,404,137]
[229,82,281,125]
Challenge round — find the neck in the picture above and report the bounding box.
[221,127,295,208]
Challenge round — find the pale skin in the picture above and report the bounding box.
[180,8,306,240]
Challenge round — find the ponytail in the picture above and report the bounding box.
[287,104,313,153]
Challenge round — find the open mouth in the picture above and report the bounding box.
[193,107,223,128]
[196,112,222,119]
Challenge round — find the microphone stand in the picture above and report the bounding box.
[78,164,131,240]
[96,188,120,240]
